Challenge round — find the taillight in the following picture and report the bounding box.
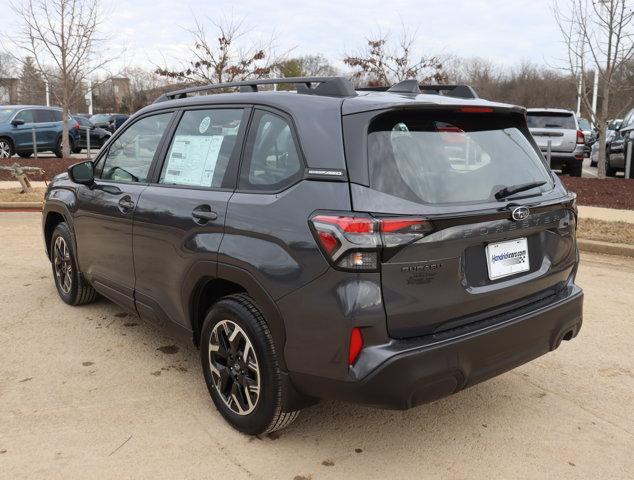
[576,130,585,144]
[74,122,80,130]
[348,327,364,366]
[310,213,432,271]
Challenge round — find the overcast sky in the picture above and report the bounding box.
[5,0,570,73]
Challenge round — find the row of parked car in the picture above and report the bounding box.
[0,105,129,158]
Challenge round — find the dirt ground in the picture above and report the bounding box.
[0,212,632,480]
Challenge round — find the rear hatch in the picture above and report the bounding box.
[527,111,577,153]
[343,107,578,338]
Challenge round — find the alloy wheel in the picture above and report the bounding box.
[53,236,72,294]
[0,140,11,158]
[208,319,261,416]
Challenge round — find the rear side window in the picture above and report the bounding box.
[100,113,172,183]
[527,112,576,129]
[240,110,302,190]
[50,110,63,122]
[159,108,244,188]
[35,109,53,122]
[367,110,553,205]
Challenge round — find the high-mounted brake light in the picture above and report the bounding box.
[348,327,364,366]
[310,213,432,271]
[459,107,493,113]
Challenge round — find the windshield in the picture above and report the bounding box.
[90,114,112,123]
[527,112,576,129]
[367,111,553,205]
[577,118,591,130]
[0,108,16,123]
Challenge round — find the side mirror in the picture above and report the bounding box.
[11,119,25,127]
[68,161,94,185]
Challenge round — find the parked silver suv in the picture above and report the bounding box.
[527,108,585,177]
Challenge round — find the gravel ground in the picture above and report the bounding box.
[0,212,632,480]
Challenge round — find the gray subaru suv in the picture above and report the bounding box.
[42,77,583,435]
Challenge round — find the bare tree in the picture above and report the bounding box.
[0,51,18,78]
[11,0,111,157]
[155,16,281,86]
[555,0,634,178]
[344,28,446,86]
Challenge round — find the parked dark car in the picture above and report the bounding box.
[89,113,129,133]
[42,77,583,435]
[606,115,634,177]
[0,105,80,158]
[71,115,112,152]
[593,118,622,168]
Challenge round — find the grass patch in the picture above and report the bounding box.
[0,187,46,203]
[577,218,634,244]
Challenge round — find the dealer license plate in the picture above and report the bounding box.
[485,238,530,280]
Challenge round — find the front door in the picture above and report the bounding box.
[73,111,174,311]
[132,107,249,329]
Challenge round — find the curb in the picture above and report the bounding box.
[0,202,43,210]
[577,238,634,258]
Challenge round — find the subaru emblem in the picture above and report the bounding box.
[512,206,530,221]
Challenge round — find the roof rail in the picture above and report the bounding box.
[357,82,479,99]
[154,76,357,103]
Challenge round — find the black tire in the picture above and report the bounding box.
[605,155,616,177]
[200,294,300,435]
[17,151,32,158]
[0,137,14,158]
[53,137,74,158]
[569,162,583,177]
[50,222,97,306]
[72,147,82,154]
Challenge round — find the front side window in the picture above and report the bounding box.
[368,110,553,205]
[160,109,244,188]
[100,113,172,183]
[14,109,35,124]
[241,111,302,190]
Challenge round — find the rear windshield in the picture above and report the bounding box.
[527,112,576,129]
[367,111,553,205]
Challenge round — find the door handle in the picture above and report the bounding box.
[118,195,135,213]
[192,205,218,223]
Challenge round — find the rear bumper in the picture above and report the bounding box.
[290,285,583,410]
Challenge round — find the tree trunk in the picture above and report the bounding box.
[62,102,70,158]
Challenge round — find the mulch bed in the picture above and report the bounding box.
[561,176,634,210]
[0,157,77,181]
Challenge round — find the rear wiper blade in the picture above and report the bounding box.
[494,181,547,200]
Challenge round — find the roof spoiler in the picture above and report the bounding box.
[357,81,479,99]
[154,77,357,103]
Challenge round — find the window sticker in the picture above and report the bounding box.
[199,116,211,134]
[163,135,224,186]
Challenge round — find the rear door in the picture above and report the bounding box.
[11,109,39,150]
[344,108,578,338]
[527,111,577,153]
[73,111,174,310]
[132,106,249,329]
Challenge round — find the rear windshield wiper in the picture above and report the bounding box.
[494,181,547,200]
